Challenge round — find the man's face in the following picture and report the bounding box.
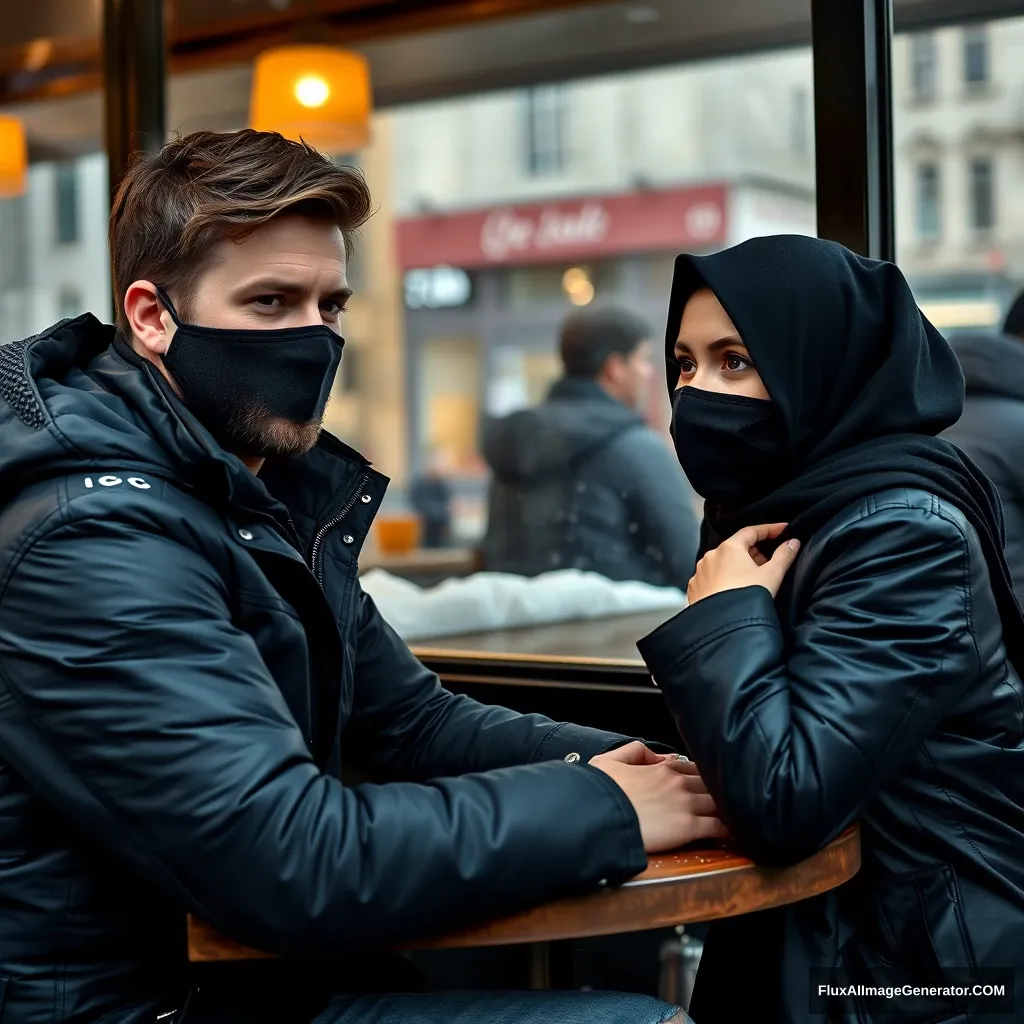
[607,340,655,411]
[165,212,350,459]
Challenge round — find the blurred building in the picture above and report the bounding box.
[894,19,1024,329]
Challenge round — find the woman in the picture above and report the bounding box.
[637,235,1024,1023]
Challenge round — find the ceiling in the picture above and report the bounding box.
[3,0,1024,161]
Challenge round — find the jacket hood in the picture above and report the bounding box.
[482,376,641,483]
[0,317,363,527]
[949,330,1024,401]
[0,316,183,490]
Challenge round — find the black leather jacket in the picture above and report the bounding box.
[639,488,1024,1023]
[0,318,647,1024]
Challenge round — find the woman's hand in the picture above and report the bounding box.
[687,523,800,606]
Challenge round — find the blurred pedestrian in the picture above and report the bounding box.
[410,447,453,548]
[943,290,1024,595]
[482,307,700,587]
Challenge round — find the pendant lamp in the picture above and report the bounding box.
[249,44,371,154]
[0,114,27,199]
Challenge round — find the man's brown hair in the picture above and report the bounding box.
[109,128,373,334]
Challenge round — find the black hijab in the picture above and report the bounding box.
[666,234,1024,669]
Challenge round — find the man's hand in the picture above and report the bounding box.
[591,740,681,766]
[686,523,800,606]
[589,753,728,853]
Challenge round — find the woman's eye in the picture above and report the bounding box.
[677,356,696,374]
[724,352,751,372]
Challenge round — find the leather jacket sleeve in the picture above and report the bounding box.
[342,585,647,780]
[637,503,981,866]
[0,511,647,956]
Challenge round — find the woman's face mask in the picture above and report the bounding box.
[670,387,788,504]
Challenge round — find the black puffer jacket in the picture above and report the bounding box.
[482,376,700,588]
[639,488,1024,1023]
[0,318,649,1024]
[942,330,1024,596]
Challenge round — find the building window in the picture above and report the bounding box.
[790,87,809,156]
[57,287,82,320]
[910,34,937,101]
[969,157,994,233]
[522,85,568,176]
[54,163,80,245]
[963,26,989,87]
[916,163,941,240]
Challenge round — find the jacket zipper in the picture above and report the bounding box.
[309,473,370,585]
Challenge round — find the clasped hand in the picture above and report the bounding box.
[589,741,728,853]
[687,522,800,606]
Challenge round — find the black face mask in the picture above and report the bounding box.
[670,386,788,505]
[157,288,343,454]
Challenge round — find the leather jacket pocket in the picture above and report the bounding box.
[874,863,978,983]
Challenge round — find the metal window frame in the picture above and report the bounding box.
[811,0,896,261]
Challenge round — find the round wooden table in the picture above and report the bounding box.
[188,826,860,986]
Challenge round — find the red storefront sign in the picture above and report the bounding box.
[395,183,728,270]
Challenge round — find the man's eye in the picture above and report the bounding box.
[322,300,345,315]
[254,295,282,308]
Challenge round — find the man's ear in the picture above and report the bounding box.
[124,281,174,357]
[601,351,627,386]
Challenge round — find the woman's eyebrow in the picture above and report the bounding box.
[675,335,746,354]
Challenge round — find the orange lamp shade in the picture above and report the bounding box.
[250,45,371,154]
[0,115,27,199]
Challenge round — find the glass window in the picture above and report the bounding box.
[502,260,622,309]
[57,287,82,320]
[964,26,989,86]
[896,14,1022,337]
[916,163,941,241]
[521,85,568,177]
[910,34,937,101]
[54,163,80,245]
[969,157,994,234]
[790,86,810,156]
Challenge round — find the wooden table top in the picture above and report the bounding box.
[187,826,860,961]
[409,609,675,669]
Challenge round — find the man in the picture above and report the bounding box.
[0,130,723,1024]
[942,291,1024,595]
[482,308,700,588]
[410,446,453,548]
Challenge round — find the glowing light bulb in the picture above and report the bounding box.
[294,75,330,108]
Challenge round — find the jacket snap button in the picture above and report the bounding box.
[564,752,581,763]
[238,528,254,541]
[360,494,372,504]
[342,534,355,545]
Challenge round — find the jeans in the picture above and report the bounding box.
[313,991,687,1024]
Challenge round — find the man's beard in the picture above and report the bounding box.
[226,403,323,459]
